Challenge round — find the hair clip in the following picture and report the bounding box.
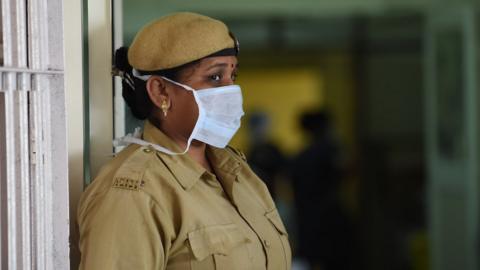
[112,66,135,90]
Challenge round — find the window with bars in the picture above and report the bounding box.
[0,0,69,269]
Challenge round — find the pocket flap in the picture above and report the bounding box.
[188,223,251,261]
[265,209,288,236]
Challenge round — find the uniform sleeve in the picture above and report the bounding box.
[78,188,170,270]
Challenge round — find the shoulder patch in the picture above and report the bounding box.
[112,177,145,191]
[226,145,247,162]
[111,145,156,190]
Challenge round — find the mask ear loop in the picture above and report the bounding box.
[160,76,196,91]
[160,76,206,155]
[116,71,199,155]
[132,68,151,81]
[119,135,189,155]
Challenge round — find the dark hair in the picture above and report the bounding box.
[300,110,331,136]
[114,47,198,120]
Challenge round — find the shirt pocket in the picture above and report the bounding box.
[265,209,292,269]
[188,223,252,270]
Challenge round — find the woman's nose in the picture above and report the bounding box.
[222,77,235,86]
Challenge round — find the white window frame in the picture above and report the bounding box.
[0,0,70,269]
[425,4,480,270]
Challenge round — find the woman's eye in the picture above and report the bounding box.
[231,73,238,81]
[210,74,221,81]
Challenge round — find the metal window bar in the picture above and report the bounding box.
[0,0,69,269]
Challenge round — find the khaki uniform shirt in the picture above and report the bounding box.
[77,121,292,270]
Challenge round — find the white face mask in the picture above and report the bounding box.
[162,76,244,149]
[115,71,244,155]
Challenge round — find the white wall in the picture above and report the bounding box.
[63,0,85,267]
[87,0,113,179]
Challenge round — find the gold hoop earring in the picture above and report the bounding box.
[161,100,169,117]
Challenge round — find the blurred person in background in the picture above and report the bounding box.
[247,111,287,200]
[290,110,354,270]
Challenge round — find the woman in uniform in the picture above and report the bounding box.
[77,12,291,270]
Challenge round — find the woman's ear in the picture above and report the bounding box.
[146,76,170,109]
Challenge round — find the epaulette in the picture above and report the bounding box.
[111,145,156,191]
[226,145,247,162]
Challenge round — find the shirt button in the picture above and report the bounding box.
[143,148,152,153]
[263,239,271,248]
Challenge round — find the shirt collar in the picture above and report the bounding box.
[142,120,242,190]
[142,120,205,190]
[207,146,242,179]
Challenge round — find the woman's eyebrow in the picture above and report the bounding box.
[206,63,239,71]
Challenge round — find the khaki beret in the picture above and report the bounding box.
[128,12,237,71]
